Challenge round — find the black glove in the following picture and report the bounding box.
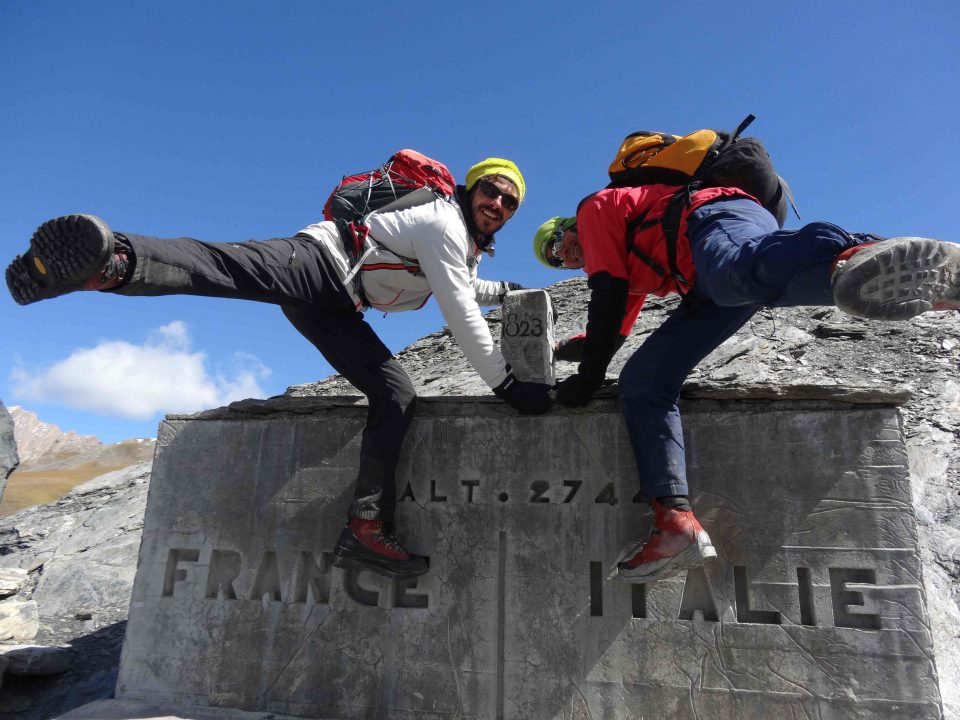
[493,373,552,415]
[498,281,524,303]
[554,272,628,407]
[555,333,626,362]
[579,272,628,375]
[555,334,587,362]
[554,372,603,407]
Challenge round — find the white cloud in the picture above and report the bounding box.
[10,322,271,420]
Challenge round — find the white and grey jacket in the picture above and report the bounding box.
[298,190,512,388]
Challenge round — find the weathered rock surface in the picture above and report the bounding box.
[0,403,17,504]
[61,698,309,719]
[0,569,26,599]
[0,600,37,643]
[0,278,956,719]
[115,391,940,718]
[0,644,72,676]
[500,288,556,384]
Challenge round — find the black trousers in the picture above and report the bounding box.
[115,231,416,522]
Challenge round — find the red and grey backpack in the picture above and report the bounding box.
[323,149,456,224]
[322,150,458,300]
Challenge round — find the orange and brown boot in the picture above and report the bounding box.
[832,236,960,320]
[617,499,717,584]
[6,214,131,305]
[333,518,429,579]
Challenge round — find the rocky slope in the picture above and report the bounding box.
[0,278,957,718]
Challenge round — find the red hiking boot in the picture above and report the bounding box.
[617,500,717,584]
[832,237,960,320]
[333,518,429,579]
[6,214,130,305]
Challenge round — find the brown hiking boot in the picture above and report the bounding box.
[6,214,130,305]
[832,237,960,320]
[617,500,717,584]
[333,518,429,579]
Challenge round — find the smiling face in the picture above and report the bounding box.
[470,174,520,237]
[546,226,585,269]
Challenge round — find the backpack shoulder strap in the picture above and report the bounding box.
[623,208,668,280]
[659,188,693,292]
[731,113,756,141]
[655,114,757,292]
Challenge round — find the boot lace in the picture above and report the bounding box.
[375,523,406,553]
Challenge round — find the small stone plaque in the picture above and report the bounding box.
[500,289,555,385]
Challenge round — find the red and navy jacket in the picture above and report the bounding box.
[576,184,759,336]
[568,184,759,385]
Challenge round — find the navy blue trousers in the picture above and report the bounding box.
[618,199,864,500]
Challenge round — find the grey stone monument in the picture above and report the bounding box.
[71,392,941,719]
[500,289,555,385]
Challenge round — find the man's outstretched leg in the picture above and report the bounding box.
[9,213,428,579]
[6,214,131,303]
[8,213,350,306]
[832,237,960,320]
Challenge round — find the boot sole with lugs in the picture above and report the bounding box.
[617,535,717,584]
[6,214,114,305]
[833,237,960,320]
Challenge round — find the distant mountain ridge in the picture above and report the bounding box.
[0,407,155,518]
[7,406,102,465]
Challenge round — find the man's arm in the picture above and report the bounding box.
[414,205,550,414]
[555,190,636,406]
[410,207,510,388]
[555,291,643,361]
[555,272,628,406]
[473,277,523,306]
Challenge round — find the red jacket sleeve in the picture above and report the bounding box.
[620,292,645,335]
[577,190,630,281]
[577,189,650,337]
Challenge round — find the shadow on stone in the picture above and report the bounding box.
[0,621,125,720]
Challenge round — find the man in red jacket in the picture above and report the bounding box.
[535,186,959,584]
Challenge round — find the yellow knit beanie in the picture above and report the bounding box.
[465,158,525,202]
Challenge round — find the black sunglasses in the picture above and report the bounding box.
[476,179,520,211]
[547,224,567,267]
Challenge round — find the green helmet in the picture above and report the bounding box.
[533,216,577,267]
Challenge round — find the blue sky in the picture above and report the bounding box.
[1,1,958,443]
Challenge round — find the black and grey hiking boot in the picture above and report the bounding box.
[333,518,429,579]
[6,214,127,305]
[832,237,960,320]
